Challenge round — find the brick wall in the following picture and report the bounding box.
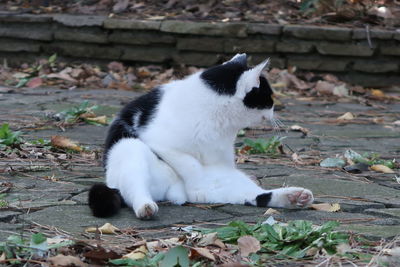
[1,14,400,87]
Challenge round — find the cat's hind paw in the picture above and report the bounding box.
[285,187,314,208]
[135,202,159,219]
[267,187,314,208]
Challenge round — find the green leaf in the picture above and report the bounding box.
[31,233,46,245]
[7,235,24,245]
[160,246,189,267]
[48,53,57,64]
[110,258,148,266]
[15,77,30,88]
[47,240,74,249]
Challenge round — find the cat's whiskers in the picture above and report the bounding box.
[270,118,282,137]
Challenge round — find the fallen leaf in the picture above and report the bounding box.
[190,247,216,261]
[262,216,277,225]
[343,163,369,173]
[237,235,261,257]
[264,208,280,215]
[370,164,394,174]
[48,254,87,267]
[123,245,148,260]
[320,158,346,168]
[26,77,43,88]
[337,112,354,121]
[51,136,83,152]
[290,124,309,136]
[83,247,120,263]
[213,239,226,249]
[108,61,124,72]
[85,115,108,125]
[336,243,354,254]
[370,89,385,98]
[315,80,335,95]
[197,232,218,247]
[333,84,349,97]
[279,70,309,90]
[47,72,77,83]
[85,222,119,234]
[310,203,341,212]
[291,152,304,164]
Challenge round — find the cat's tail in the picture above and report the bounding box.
[88,183,125,217]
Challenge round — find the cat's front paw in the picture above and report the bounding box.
[135,202,159,219]
[285,187,314,208]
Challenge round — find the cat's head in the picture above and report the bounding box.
[200,53,274,127]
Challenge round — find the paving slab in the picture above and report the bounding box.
[0,87,399,242]
[22,205,233,234]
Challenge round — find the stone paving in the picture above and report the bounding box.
[0,87,399,242]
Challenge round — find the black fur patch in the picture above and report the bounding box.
[88,183,124,217]
[243,76,274,109]
[201,61,248,96]
[255,192,272,207]
[104,88,162,162]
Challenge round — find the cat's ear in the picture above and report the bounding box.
[224,53,247,67]
[236,58,270,98]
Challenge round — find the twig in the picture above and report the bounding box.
[365,24,373,49]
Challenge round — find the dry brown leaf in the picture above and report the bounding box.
[337,112,354,121]
[214,239,226,249]
[370,164,394,174]
[83,247,120,263]
[191,247,216,261]
[48,254,87,267]
[123,245,148,260]
[159,237,182,247]
[27,77,43,88]
[85,115,108,125]
[291,152,303,164]
[264,208,280,215]
[370,89,386,98]
[237,235,261,257]
[290,124,309,136]
[310,203,341,212]
[47,72,77,83]
[315,80,335,95]
[197,232,218,247]
[51,136,83,152]
[85,222,119,234]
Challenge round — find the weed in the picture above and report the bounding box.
[241,136,286,155]
[0,232,73,263]
[197,220,348,259]
[56,100,99,123]
[0,123,23,148]
[0,193,8,208]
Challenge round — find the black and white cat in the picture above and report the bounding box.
[88,54,314,219]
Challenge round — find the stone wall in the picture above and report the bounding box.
[1,13,400,87]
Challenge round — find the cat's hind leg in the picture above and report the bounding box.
[106,138,168,219]
[194,167,313,208]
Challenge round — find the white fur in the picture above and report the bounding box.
[106,55,313,219]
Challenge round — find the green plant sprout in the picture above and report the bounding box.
[0,123,23,148]
[242,136,286,155]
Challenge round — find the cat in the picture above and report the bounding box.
[88,53,314,219]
